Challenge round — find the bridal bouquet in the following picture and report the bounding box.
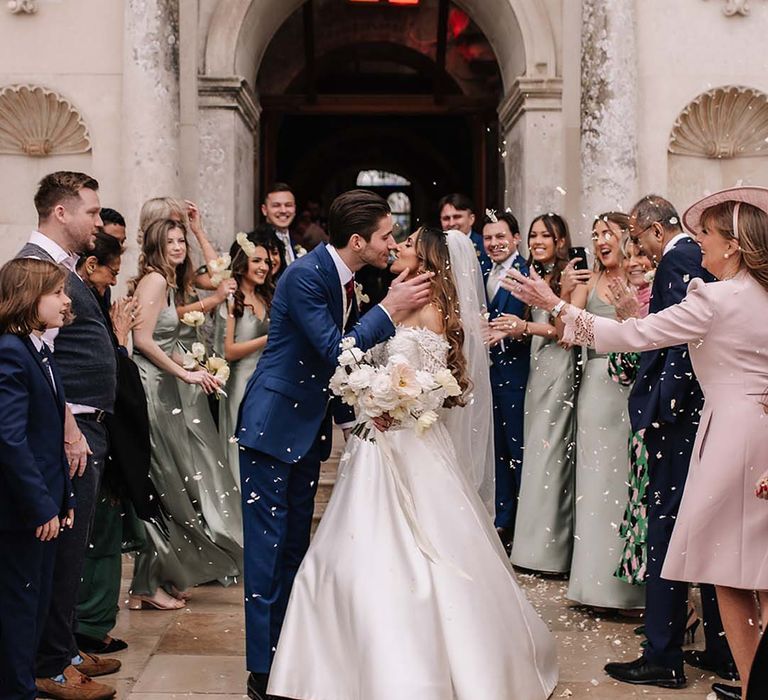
[329,338,461,437]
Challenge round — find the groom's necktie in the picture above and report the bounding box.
[486,263,504,302]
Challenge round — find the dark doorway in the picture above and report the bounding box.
[258,0,504,235]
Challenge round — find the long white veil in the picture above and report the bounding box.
[444,229,496,516]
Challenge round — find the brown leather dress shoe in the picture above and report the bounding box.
[75,652,121,677]
[35,665,115,699]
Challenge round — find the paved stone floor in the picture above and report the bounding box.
[112,562,721,700]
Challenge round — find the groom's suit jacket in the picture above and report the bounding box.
[238,244,396,464]
[628,236,714,433]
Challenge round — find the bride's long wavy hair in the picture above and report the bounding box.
[415,226,470,408]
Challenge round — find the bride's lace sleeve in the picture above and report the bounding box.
[416,331,450,373]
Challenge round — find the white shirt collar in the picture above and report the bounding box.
[28,231,79,271]
[663,232,691,257]
[326,244,354,285]
[493,251,519,272]
[29,333,44,352]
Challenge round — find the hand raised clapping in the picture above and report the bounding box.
[606,277,641,321]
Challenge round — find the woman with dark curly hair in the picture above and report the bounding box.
[215,232,273,484]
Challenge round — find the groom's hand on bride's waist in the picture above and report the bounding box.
[380,270,434,323]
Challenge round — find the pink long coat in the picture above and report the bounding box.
[581,271,768,590]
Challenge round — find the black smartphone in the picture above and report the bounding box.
[568,246,589,271]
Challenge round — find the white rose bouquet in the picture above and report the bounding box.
[329,338,462,438]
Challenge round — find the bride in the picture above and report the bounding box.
[267,227,558,700]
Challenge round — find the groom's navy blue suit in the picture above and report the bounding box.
[484,256,531,532]
[237,244,396,673]
[630,236,731,671]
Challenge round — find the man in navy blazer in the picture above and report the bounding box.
[605,196,734,688]
[0,331,74,699]
[237,190,433,699]
[439,193,492,274]
[481,211,530,549]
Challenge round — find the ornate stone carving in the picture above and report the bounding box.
[669,86,768,159]
[7,0,38,14]
[0,85,92,157]
[709,0,754,16]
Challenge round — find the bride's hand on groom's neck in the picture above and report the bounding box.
[380,270,434,323]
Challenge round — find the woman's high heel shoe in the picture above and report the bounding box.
[639,608,700,647]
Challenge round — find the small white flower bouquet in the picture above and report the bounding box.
[329,338,461,438]
[181,310,206,327]
[207,253,232,286]
[180,340,230,395]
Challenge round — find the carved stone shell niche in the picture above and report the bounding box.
[669,86,768,159]
[0,85,92,157]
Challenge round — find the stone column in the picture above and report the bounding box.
[121,0,181,235]
[197,77,260,251]
[580,0,639,231]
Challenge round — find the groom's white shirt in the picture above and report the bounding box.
[326,244,354,324]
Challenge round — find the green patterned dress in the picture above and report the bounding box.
[608,351,649,585]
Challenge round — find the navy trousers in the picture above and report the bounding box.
[36,419,107,677]
[492,388,526,531]
[0,531,57,700]
[642,421,732,669]
[240,446,320,673]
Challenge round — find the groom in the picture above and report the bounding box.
[237,189,432,699]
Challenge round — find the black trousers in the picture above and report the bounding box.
[35,418,108,678]
[747,628,768,700]
[642,421,732,669]
[0,531,57,700]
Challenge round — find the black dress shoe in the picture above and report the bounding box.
[74,632,128,654]
[685,649,740,681]
[712,682,742,699]
[247,672,269,700]
[604,656,687,688]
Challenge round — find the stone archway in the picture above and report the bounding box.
[198,0,563,244]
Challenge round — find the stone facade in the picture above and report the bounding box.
[1,0,768,265]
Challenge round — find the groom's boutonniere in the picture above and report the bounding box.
[644,269,656,284]
[354,282,370,306]
[295,245,308,258]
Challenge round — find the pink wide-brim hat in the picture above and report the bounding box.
[683,185,768,234]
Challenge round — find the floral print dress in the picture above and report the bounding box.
[608,351,649,585]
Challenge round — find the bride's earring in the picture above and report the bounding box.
[724,253,730,259]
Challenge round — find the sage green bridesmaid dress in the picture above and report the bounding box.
[213,303,269,485]
[566,284,645,610]
[131,291,243,597]
[511,307,578,574]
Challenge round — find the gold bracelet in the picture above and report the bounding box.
[64,433,83,446]
[198,299,205,313]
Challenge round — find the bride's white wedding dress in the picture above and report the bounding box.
[268,326,559,700]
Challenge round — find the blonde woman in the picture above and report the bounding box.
[129,218,242,610]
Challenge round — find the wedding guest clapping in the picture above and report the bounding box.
[0,259,74,700]
[508,213,578,575]
[128,218,242,611]
[481,210,530,550]
[215,232,273,486]
[506,186,768,694]
[74,231,157,655]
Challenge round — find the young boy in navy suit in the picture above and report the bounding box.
[0,258,75,700]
